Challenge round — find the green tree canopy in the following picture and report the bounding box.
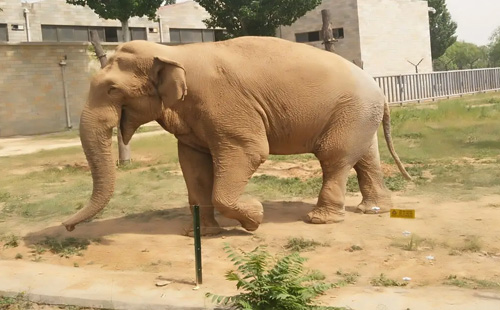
[428,0,457,60]
[434,41,488,71]
[489,26,500,67]
[193,0,322,37]
[66,0,173,22]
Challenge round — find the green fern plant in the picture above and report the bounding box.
[206,244,344,310]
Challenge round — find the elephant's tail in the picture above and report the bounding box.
[382,101,412,181]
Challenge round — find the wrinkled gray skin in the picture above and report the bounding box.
[62,36,411,235]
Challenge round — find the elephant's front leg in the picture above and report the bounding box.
[354,134,393,214]
[178,142,222,236]
[211,144,267,232]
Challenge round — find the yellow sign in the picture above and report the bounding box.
[390,209,415,219]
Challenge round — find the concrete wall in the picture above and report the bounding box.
[278,0,362,66]
[158,1,215,42]
[357,0,433,76]
[0,0,213,44]
[0,42,117,137]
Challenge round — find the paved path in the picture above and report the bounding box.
[0,129,166,158]
[1,260,499,310]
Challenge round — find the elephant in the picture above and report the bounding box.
[62,36,411,235]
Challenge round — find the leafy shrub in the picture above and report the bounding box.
[206,244,344,310]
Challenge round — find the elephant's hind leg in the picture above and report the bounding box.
[307,159,351,224]
[354,134,393,214]
[178,142,222,236]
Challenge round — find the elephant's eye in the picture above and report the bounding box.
[108,86,120,96]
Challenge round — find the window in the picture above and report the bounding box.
[169,28,224,43]
[295,28,345,43]
[295,31,321,43]
[333,28,344,39]
[42,25,147,42]
[0,24,8,42]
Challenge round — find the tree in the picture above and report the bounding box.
[489,26,500,67]
[66,0,174,164]
[428,0,457,60]
[435,41,488,71]
[193,0,322,37]
[67,0,174,41]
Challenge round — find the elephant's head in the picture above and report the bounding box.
[62,43,187,231]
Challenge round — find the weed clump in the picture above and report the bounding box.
[370,273,408,287]
[284,237,328,252]
[36,237,90,258]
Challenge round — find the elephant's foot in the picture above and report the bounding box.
[220,198,264,232]
[184,219,223,237]
[306,207,345,224]
[355,195,393,214]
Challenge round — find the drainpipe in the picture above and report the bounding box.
[23,8,31,42]
[158,15,164,43]
[59,57,72,129]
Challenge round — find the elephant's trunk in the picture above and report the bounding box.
[62,107,117,231]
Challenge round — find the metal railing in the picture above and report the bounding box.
[374,68,500,105]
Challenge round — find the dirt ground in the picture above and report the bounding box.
[1,132,500,309]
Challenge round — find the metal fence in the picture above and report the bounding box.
[374,68,500,105]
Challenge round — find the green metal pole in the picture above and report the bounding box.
[193,205,202,285]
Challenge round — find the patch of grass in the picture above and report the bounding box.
[380,95,500,163]
[249,175,322,198]
[450,235,482,254]
[268,154,316,161]
[391,234,435,251]
[15,253,23,259]
[370,273,408,287]
[444,275,500,289]
[284,237,328,252]
[384,175,407,191]
[2,234,20,248]
[0,191,10,202]
[334,270,360,287]
[36,237,91,258]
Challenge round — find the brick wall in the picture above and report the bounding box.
[0,42,117,137]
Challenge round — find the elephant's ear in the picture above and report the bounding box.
[151,56,187,108]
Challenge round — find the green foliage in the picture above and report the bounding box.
[206,244,341,310]
[428,0,457,60]
[334,270,360,287]
[284,237,327,252]
[250,175,322,198]
[444,275,500,289]
[370,274,408,287]
[194,0,322,37]
[2,234,19,248]
[66,0,172,22]
[489,26,500,67]
[36,237,90,258]
[435,41,489,71]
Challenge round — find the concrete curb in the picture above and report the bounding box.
[0,289,214,310]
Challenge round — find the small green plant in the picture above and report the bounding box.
[334,270,360,287]
[73,262,79,268]
[284,237,327,252]
[2,234,19,248]
[206,244,343,310]
[36,237,90,258]
[460,235,482,253]
[391,234,434,252]
[15,253,23,259]
[444,275,500,289]
[370,273,408,287]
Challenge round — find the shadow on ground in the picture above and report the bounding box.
[23,200,363,245]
